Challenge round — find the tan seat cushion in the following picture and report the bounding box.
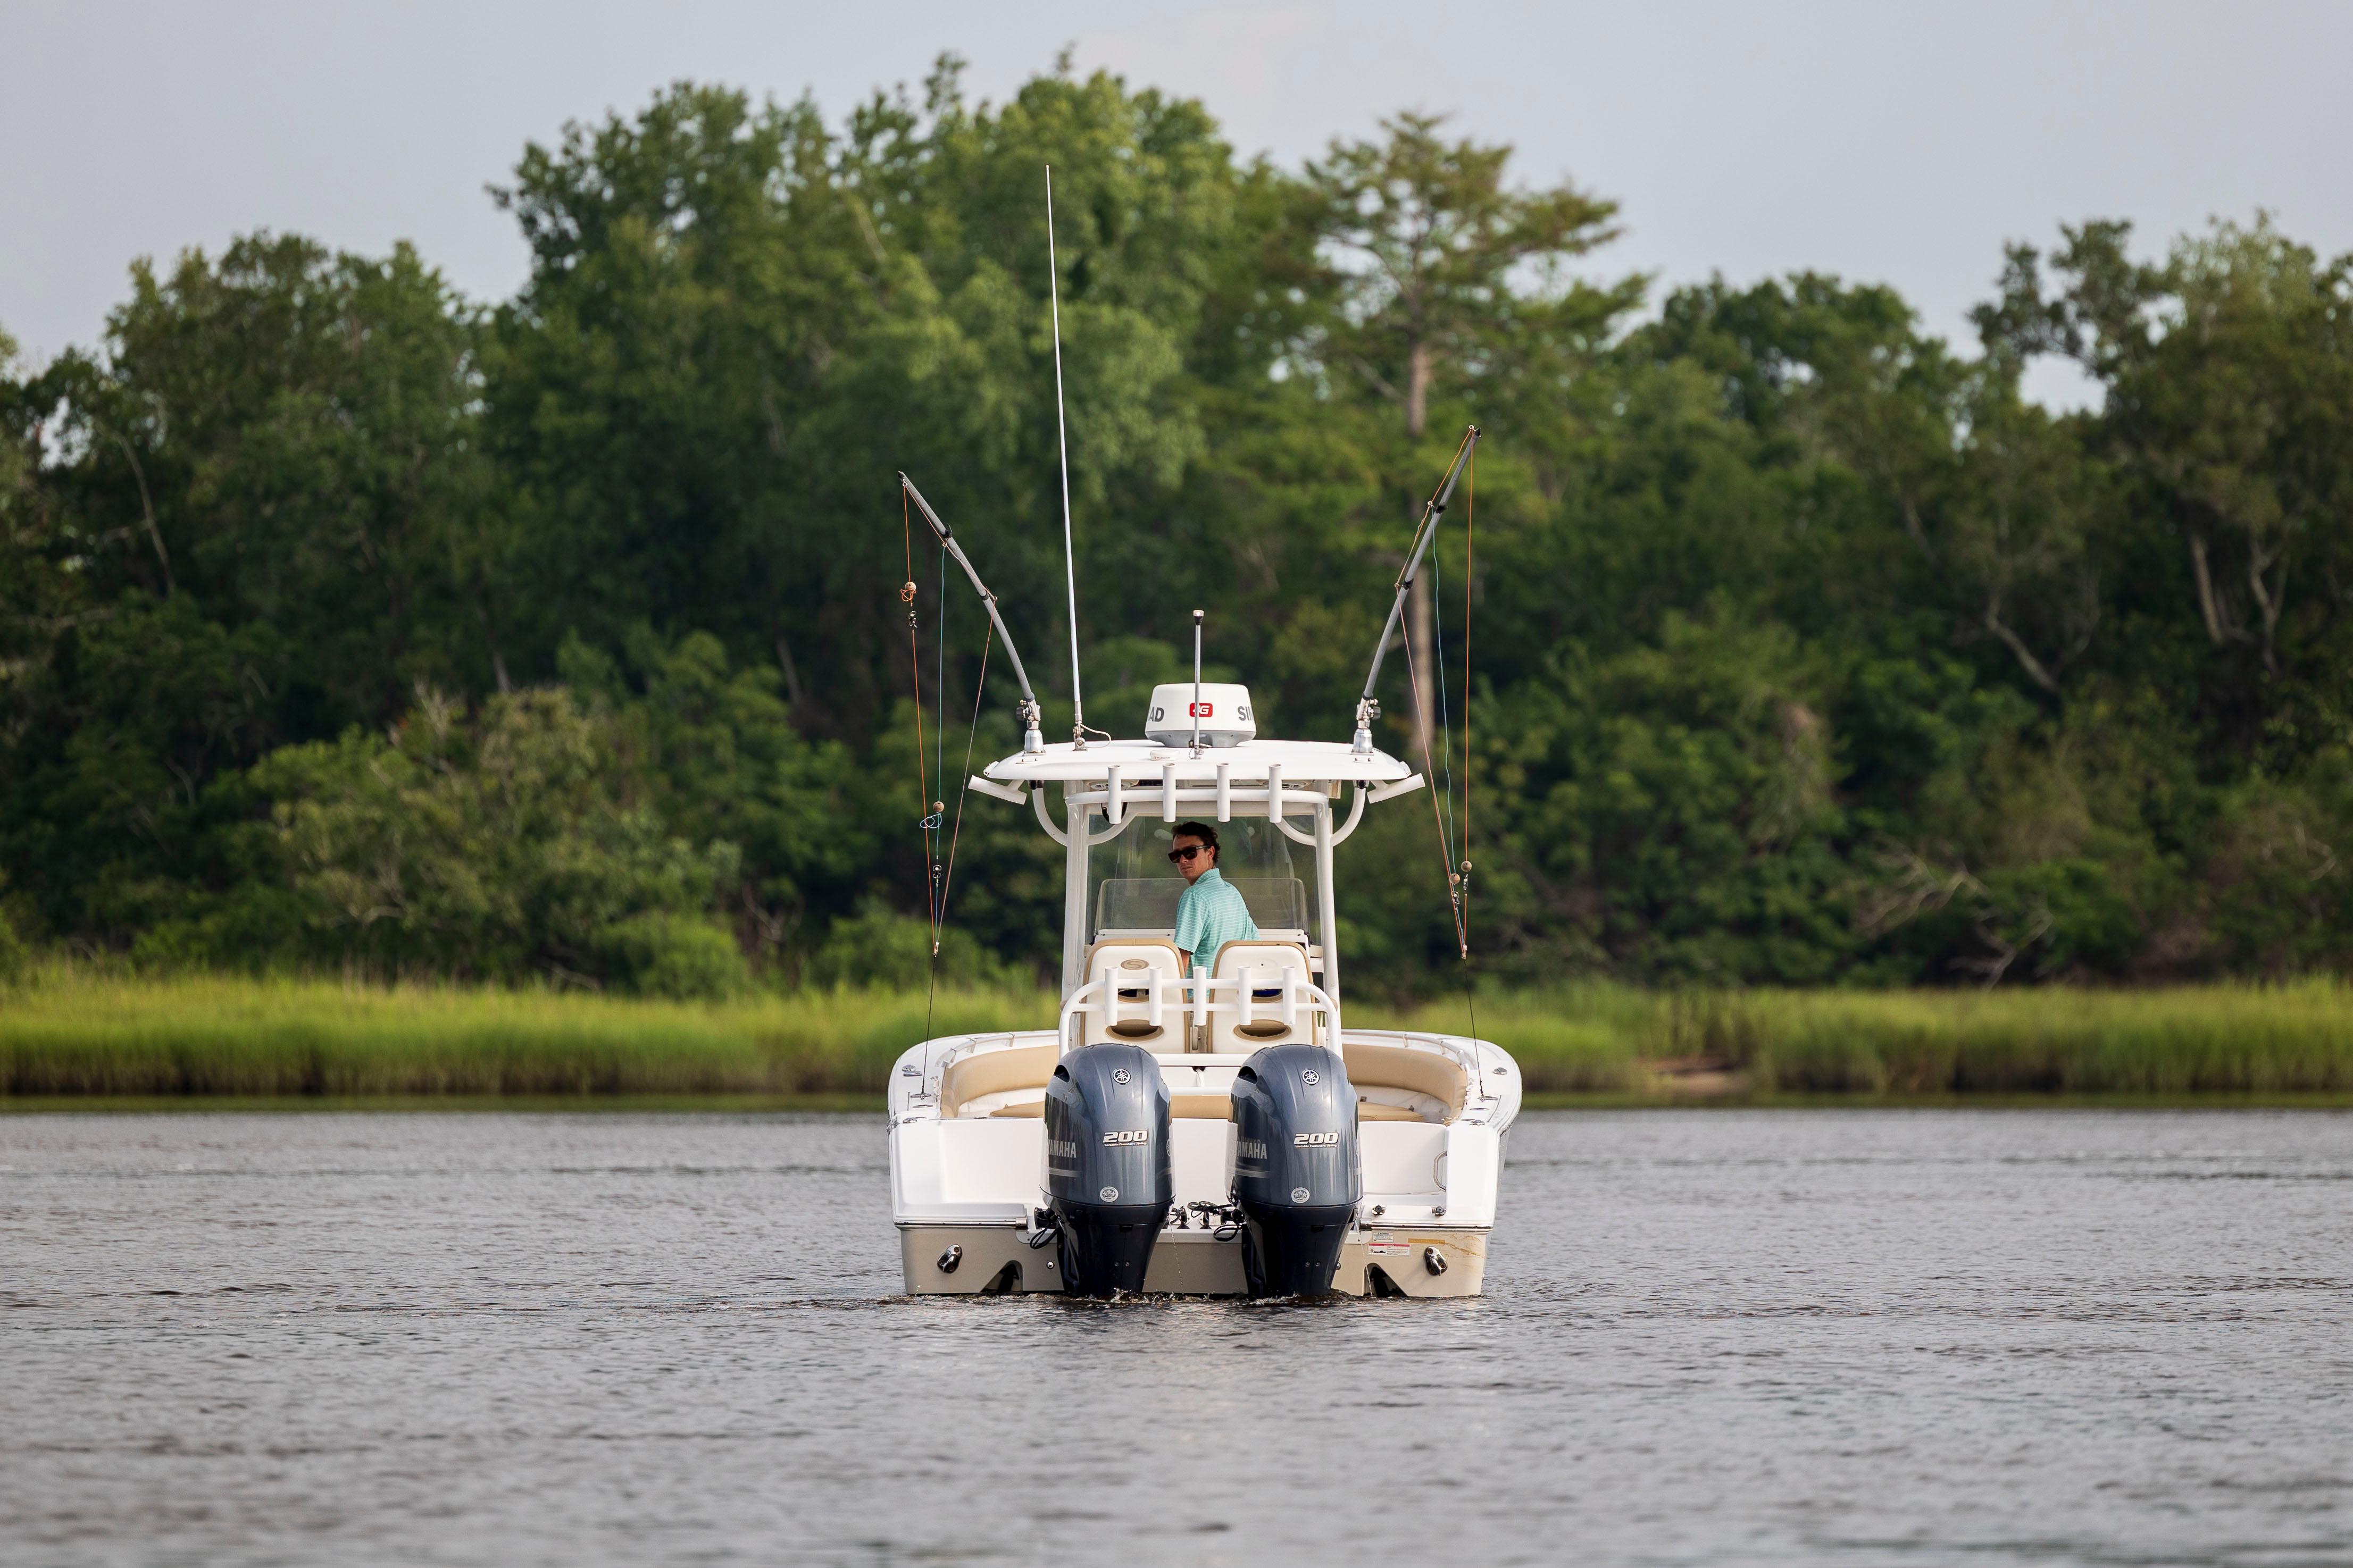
[997,1089,1214,1119]
[1086,937,1188,977]
[1343,1042,1467,1119]
[1354,1100,1427,1122]
[1209,938,1311,977]
[940,1042,1057,1119]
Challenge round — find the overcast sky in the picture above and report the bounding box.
[6,0,2349,406]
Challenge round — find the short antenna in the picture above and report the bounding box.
[1046,165,1086,748]
[1190,609,1205,758]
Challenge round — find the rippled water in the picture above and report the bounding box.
[3,1110,2349,1566]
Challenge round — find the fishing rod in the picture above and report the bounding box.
[1351,424,1481,754]
[898,472,1046,755]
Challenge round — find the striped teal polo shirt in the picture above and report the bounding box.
[1173,867,1259,976]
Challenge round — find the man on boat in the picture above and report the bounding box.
[1170,821,1257,975]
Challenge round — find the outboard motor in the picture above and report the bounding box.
[1230,1043,1362,1297]
[1044,1043,1172,1297]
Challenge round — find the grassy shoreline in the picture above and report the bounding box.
[4,971,2353,1103]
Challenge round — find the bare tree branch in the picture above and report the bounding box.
[106,430,172,596]
[1982,592,2060,693]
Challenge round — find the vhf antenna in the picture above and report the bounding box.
[1046,165,1087,749]
[899,473,1046,755]
[1354,425,1481,753]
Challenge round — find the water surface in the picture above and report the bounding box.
[3,1110,2348,1565]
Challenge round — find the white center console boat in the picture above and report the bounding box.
[886,716,1522,1297]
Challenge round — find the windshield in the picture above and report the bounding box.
[1087,813,1316,944]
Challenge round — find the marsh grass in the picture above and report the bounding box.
[0,968,1039,1098]
[1358,987,1656,1093]
[1364,981,2353,1096]
[4,966,2351,1101]
[1710,983,2353,1095]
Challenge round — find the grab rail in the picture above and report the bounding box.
[1063,779,1333,825]
[1057,973,1344,1057]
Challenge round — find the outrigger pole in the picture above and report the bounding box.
[1352,425,1481,754]
[898,473,1047,756]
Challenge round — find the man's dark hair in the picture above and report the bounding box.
[1172,821,1220,857]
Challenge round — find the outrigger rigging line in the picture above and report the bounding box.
[1353,425,1481,754]
[1350,425,1482,963]
[898,472,1046,756]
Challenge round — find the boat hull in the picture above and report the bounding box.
[897,1224,1489,1298]
[898,1225,1058,1295]
[889,1026,1517,1299]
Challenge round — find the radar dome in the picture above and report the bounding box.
[1145,683,1255,748]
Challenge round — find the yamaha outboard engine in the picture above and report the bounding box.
[1230,1043,1362,1297]
[1044,1043,1172,1297]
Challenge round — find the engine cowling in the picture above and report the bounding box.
[1043,1043,1171,1297]
[1230,1043,1361,1297]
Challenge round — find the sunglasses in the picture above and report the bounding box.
[1167,844,1207,863]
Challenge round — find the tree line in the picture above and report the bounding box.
[4,58,2351,996]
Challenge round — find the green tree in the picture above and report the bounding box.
[1476,609,1852,984]
[250,686,745,993]
[1977,218,2353,754]
[566,628,869,966]
[1303,113,1634,747]
[1,239,499,941]
[486,64,1233,742]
